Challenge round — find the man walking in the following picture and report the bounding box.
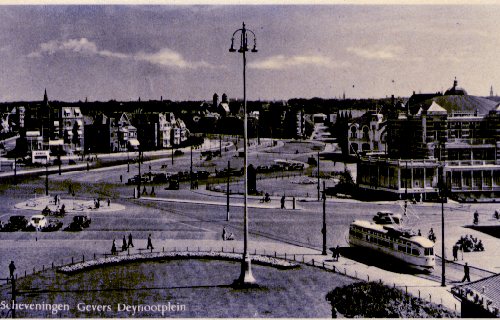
[222,227,227,241]
[452,244,459,261]
[122,235,128,251]
[9,261,15,279]
[128,233,134,247]
[281,195,286,209]
[147,234,154,250]
[462,262,471,282]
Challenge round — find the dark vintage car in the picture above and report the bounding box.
[3,216,29,232]
[165,178,179,190]
[41,219,63,232]
[64,215,91,231]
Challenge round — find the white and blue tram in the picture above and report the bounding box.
[348,219,435,272]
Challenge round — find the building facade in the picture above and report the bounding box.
[357,100,500,201]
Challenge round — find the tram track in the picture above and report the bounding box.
[132,197,497,286]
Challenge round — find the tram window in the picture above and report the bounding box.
[398,245,405,252]
[412,249,420,256]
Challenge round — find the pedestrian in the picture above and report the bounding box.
[142,186,147,195]
[281,195,286,209]
[222,227,227,241]
[418,229,422,236]
[462,262,471,282]
[453,244,459,261]
[473,210,479,225]
[9,261,15,278]
[122,235,128,251]
[107,198,110,206]
[111,239,117,255]
[120,175,123,183]
[128,233,134,247]
[147,234,154,250]
[150,186,155,196]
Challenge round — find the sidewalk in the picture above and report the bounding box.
[121,238,462,313]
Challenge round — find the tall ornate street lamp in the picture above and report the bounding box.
[229,22,258,285]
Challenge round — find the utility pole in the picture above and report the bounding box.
[439,142,446,287]
[322,180,327,255]
[171,146,174,165]
[190,145,193,189]
[227,160,230,221]
[127,151,130,172]
[58,145,61,175]
[13,157,17,185]
[45,160,49,196]
[11,276,16,318]
[137,150,142,199]
[317,151,320,201]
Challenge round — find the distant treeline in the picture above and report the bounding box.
[0,96,400,116]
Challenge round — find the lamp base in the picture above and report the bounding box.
[233,255,257,288]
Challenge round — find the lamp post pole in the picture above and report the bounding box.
[230,22,258,285]
[439,141,446,287]
[45,159,49,196]
[322,180,327,255]
[190,145,193,189]
[317,151,320,201]
[227,160,230,221]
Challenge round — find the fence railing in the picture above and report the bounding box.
[3,246,457,312]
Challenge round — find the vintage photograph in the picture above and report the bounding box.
[0,3,500,318]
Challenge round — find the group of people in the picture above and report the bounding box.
[111,233,135,254]
[222,227,234,241]
[42,203,65,216]
[141,186,156,196]
[456,234,484,253]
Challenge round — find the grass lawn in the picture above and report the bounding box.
[3,259,355,318]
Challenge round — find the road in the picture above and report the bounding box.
[0,136,497,289]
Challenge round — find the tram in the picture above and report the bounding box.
[348,212,435,272]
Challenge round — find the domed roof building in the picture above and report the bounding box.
[444,77,468,96]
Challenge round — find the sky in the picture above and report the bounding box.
[0,5,500,102]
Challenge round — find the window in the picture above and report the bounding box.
[362,126,369,139]
[350,126,357,138]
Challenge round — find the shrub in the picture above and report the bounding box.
[325,281,458,318]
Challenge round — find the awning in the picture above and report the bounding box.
[128,139,140,146]
[77,130,83,135]
[26,131,40,137]
[53,121,59,126]
[49,139,64,146]
[76,120,83,126]
[64,108,71,114]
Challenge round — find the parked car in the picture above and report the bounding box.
[41,218,63,232]
[74,215,91,228]
[165,178,179,190]
[3,215,29,232]
[64,215,91,231]
[29,215,48,230]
